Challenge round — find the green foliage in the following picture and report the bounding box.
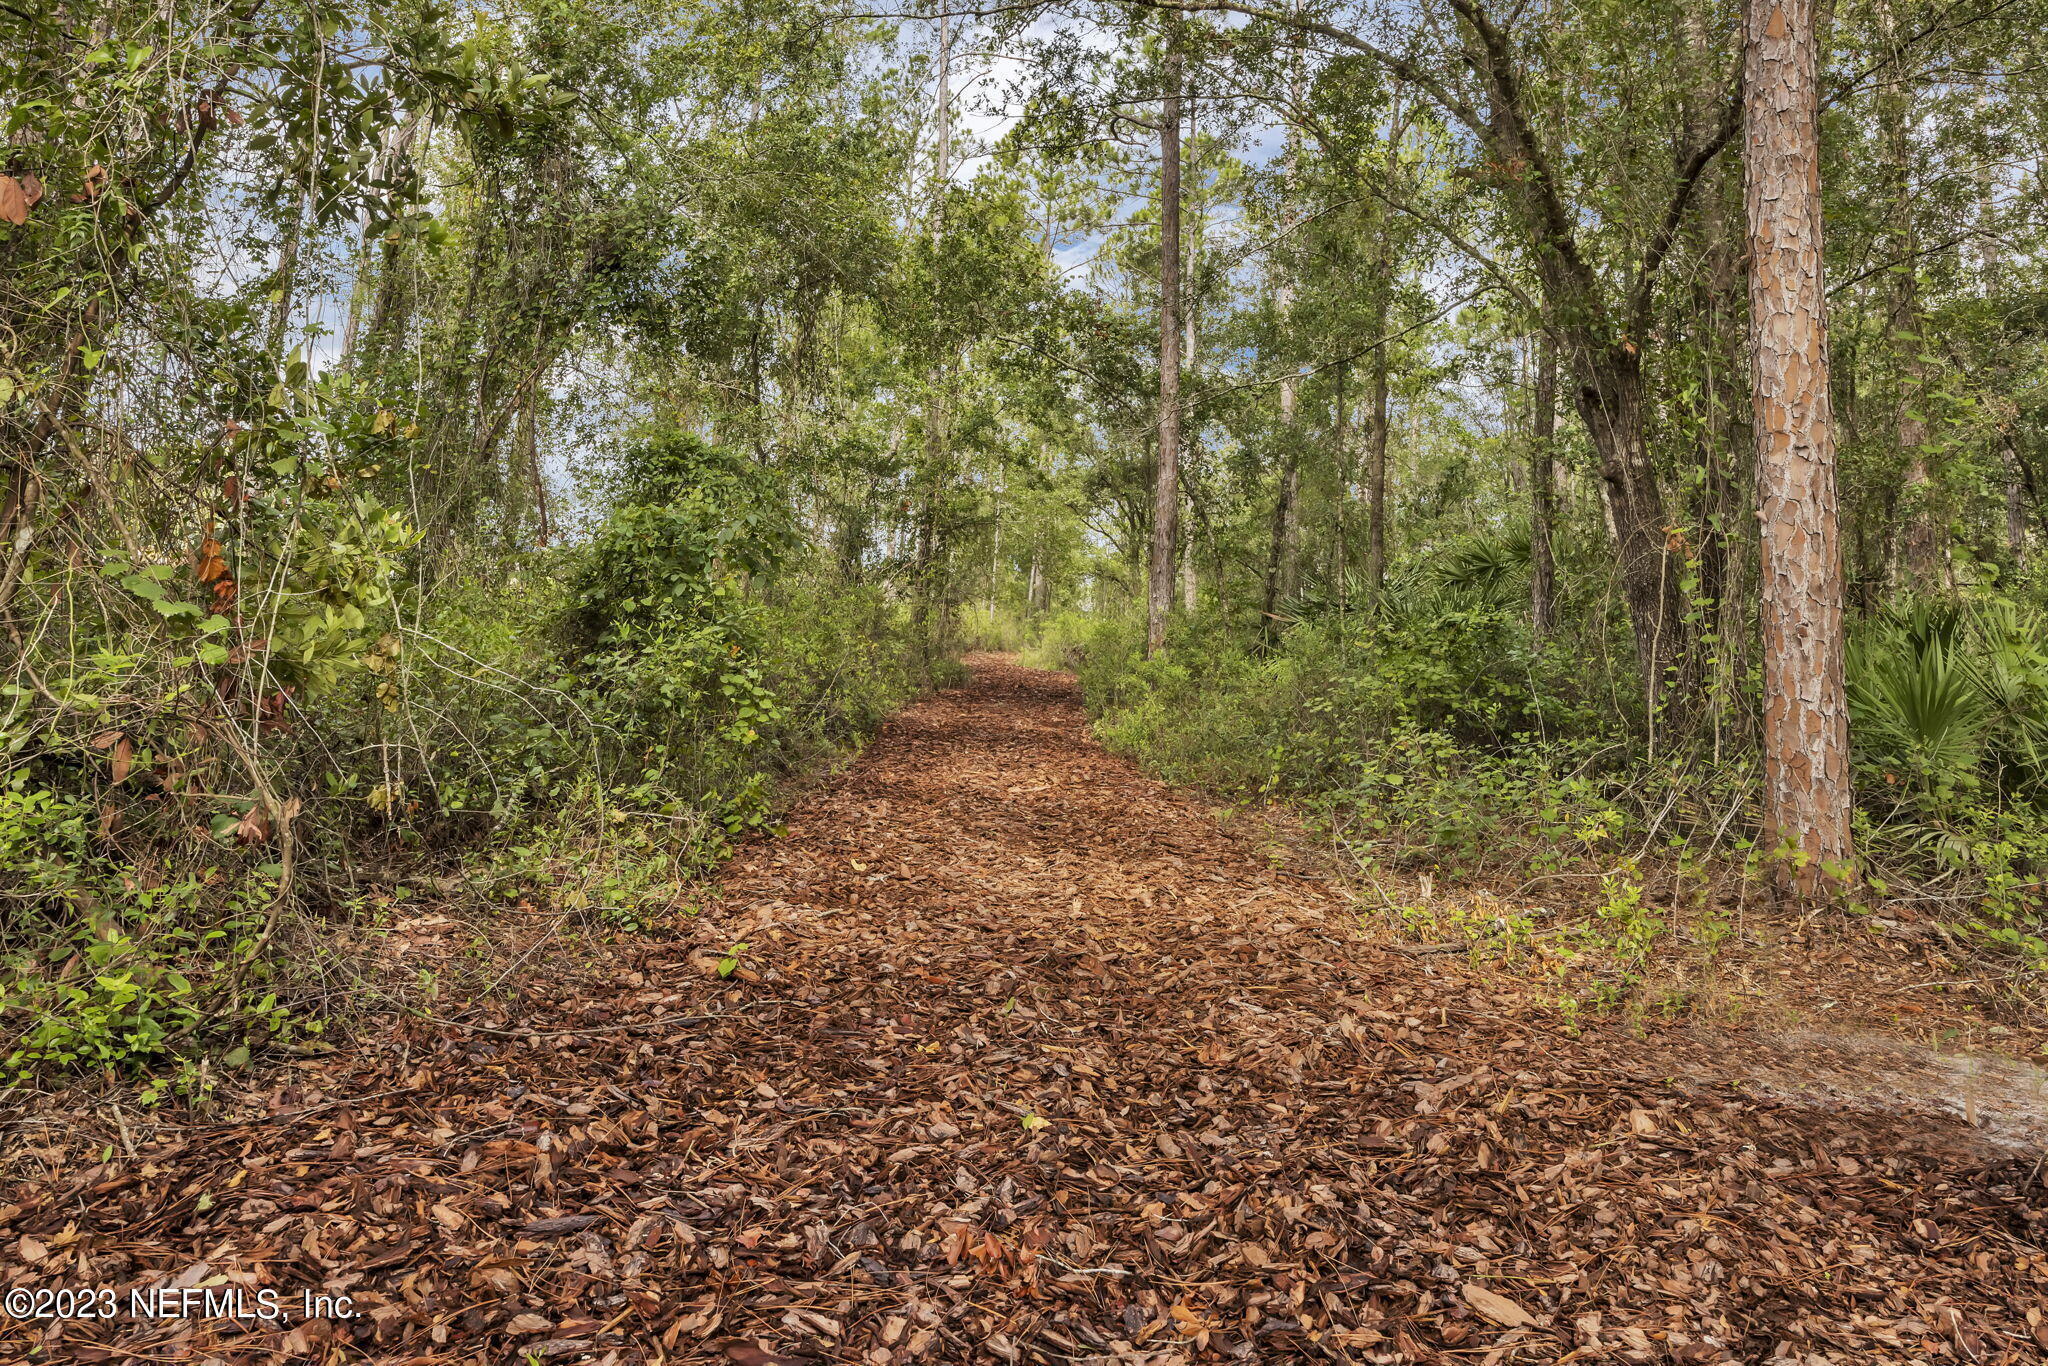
[1849,597,2048,814]
[571,433,787,649]
[0,785,302,1085]
[1068,605,1627,872]
[1841,596,2048,953]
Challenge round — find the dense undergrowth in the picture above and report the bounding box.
[0,427,924,1098]
[1032,563,2048,1015]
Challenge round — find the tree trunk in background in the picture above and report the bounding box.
[1146,37,1182,656]
[1976,141,2028,572]
[516,392,550,548]
[1259,34,1306,639]
[1332,358,1351,612]
[1876,0,1937,592]
[1892,274,1936,587]
[1364,321,1390,602]
[1359,91,1403,608]
[932,8,951,197]
[1568,348,1690,730]
[1701,158,1755,754]
[1529,331,1557,639]
[1261,296,1299,631]
[267,188,309,363]
[1183,212,1201,615]
[913,7,954,655]
[1261,429,1300,634]
[1744,0,1854,893]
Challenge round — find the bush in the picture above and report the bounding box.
[1056,583,2048,966]
[1061,603,1630,876]
[1,422,921,1092]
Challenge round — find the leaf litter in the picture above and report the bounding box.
[2,658,2043,1363]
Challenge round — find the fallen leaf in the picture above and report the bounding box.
[1462,1283,1535,1328]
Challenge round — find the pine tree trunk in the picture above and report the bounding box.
[1530,331,1558,639]
[1146,37,1182,656]
[1743,0,1854,893]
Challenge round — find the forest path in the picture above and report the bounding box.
[3,658,2042,1364]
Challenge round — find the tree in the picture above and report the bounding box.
[1143,0,1738,719]
[1529,329,1558,638]
[1147,30,1184,656]
[1743,0,1854,892]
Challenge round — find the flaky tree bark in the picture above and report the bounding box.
[1146,37,1183,656]
[1744,0,1854,893]
[1529,330,1557,639]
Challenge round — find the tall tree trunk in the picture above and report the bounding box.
[932,7,951,192]
[267,190,309,363]
[1332,358,1351,611]
[1892,279,1936,586]
[1568,348,1690,730]
[1363,321,1391,602]
[1261,427,1300,635]
[913,7,954,656]
[1183,206,1201,615]
[1260,34,1305,637]
[1146,34,1182,656]
[1529,330,1558,638]
[1876,0,1937,591]
[522,393,551,547]
[1360,100,1404,607]
[1744,0,1854,893]
[1974,139,2027,572]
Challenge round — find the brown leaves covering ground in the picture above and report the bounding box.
[3,658,2045,1365]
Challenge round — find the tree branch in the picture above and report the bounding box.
[1118,0,1489,135]
[1628,71,1744,335]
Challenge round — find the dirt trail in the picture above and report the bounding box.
[3,658,2043,1364]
